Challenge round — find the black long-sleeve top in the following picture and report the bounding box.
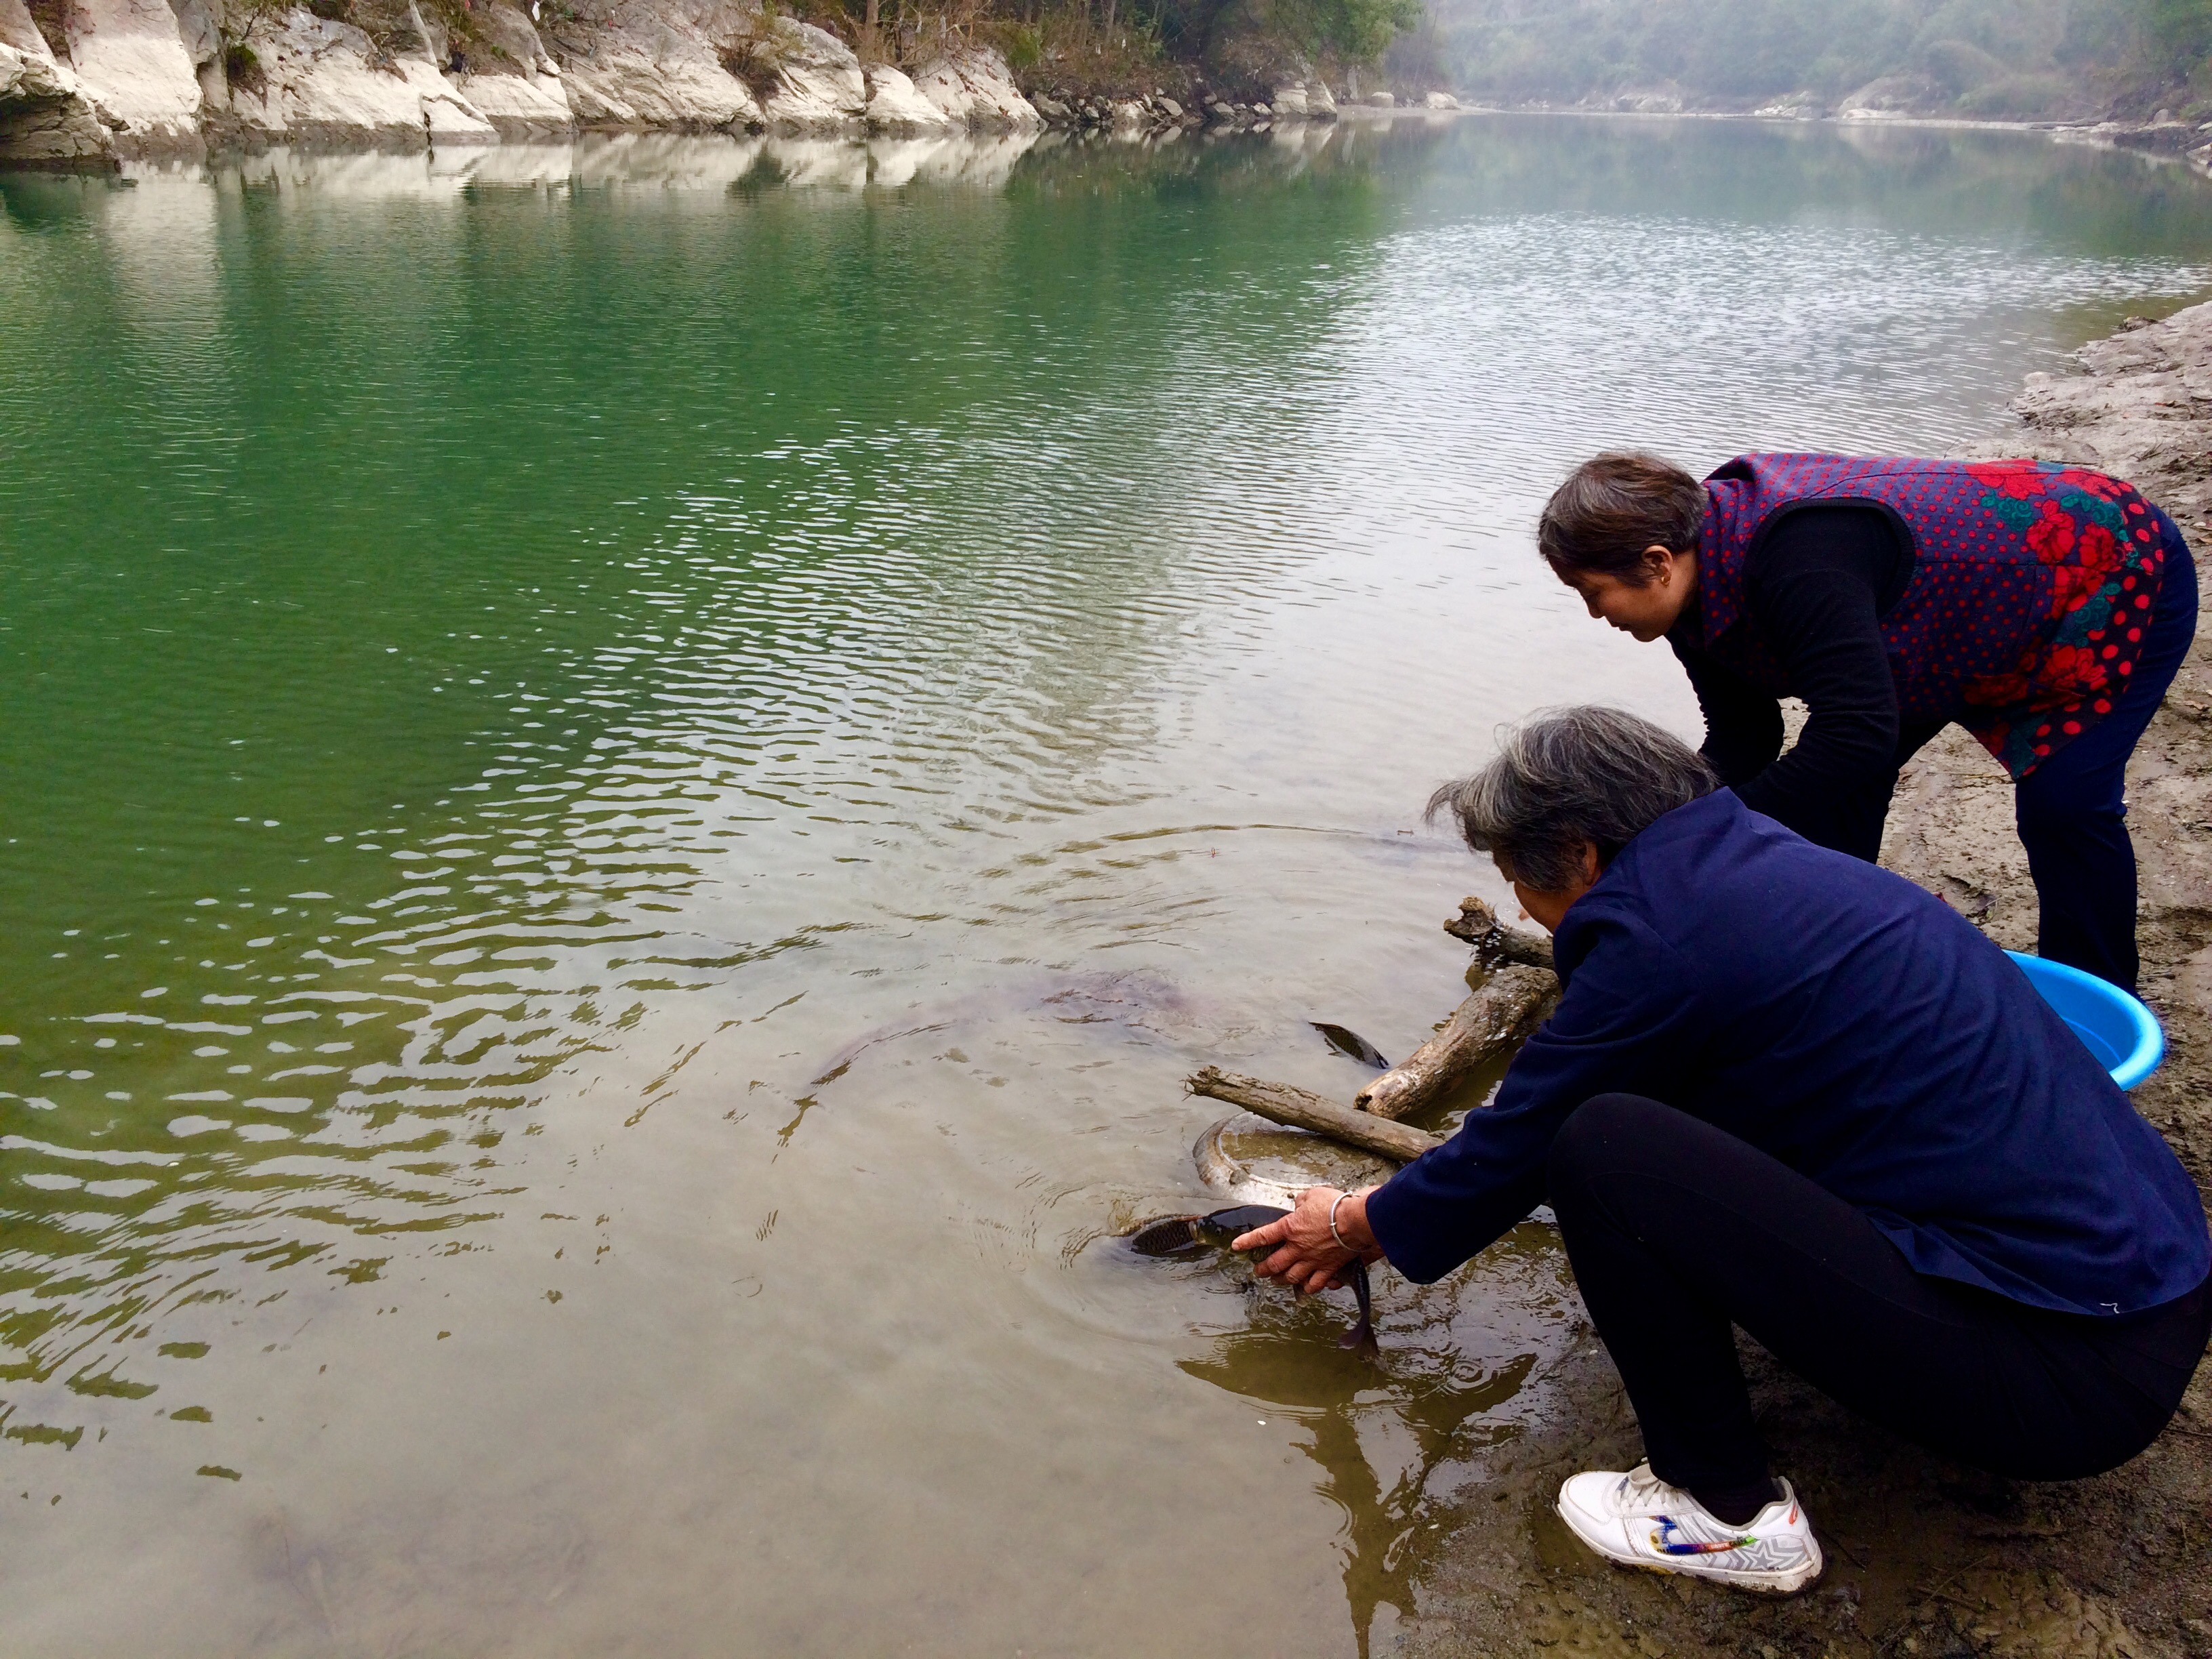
[1668,504,1917,860]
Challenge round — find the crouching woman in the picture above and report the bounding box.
[1237,706,2210,1594]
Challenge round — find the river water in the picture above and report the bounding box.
[2,115,2209,1656]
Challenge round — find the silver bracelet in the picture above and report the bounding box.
[1328,1190,1353,1252]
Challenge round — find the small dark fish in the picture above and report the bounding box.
[1123,1204,1378,1355]
[1124,1204,1288,1257]
[1312,1023,1391,1070]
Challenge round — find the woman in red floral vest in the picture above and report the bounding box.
[1538,452,2198,990]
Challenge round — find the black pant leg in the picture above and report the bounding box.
[1546,1094,2196,1492]
[1547,1099,1771,1493]
[2011,527,2197,991]
[2014,777,2139,989]
[1893,716,1948,772]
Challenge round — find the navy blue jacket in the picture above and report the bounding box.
[1365,790,2210,1316]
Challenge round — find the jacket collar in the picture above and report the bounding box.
[1548,790,1744,983]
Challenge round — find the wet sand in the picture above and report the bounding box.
[1407,299,2212,1659]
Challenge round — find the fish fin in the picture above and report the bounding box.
[1338,1259,1379,1357]
[1312,1022,1390,1070]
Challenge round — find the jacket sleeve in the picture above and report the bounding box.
[1673,636,1784,787]
[1729,510,1904,859]
[1364,907,1706,1283]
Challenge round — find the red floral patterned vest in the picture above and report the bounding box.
[1692,454,2167,777]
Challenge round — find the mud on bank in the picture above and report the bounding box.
[1401,299,2212,1659]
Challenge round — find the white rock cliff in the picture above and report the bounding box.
[0,0,1041,163]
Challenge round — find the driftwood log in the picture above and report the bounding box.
[1187,1067,1443,1162]
[1442,895,1555,970]
[1182,899,1561,1172]
[1353,964,1559,1120]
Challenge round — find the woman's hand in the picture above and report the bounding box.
[1232,1185,1385,1294]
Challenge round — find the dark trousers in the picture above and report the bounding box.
[1853,514,2198,992]
[2009,514,2198,990]
[1547,1094,2211,1502]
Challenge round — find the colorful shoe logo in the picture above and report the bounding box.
[1650,1517,1755,1556]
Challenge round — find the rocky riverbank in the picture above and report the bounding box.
[0,0,1458,167]
[0,0,1038,163]
[1398,299,2212,1659]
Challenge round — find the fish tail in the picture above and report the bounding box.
[1338,1260,1378,1356]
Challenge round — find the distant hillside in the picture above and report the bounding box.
[1419,0,2212,121]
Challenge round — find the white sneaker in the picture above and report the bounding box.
[1555,1463,1823,1594]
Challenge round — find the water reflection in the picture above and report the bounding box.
[0,116,2209,1654]
[1179,1223,1568,1657]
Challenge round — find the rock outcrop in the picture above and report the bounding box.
[455,62,575,142]
[907,47,1037,131]
[447,2,572,139]
[2002,308,2212,491]
[221,11,495,148]
[863,62,954,134]
[0,0,1416,166]
[0,37,112,163]
[63,0,202,146]
[746,16,864,130]
[539,0,762,131]
[0,0,1052,164]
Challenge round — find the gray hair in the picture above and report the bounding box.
[1427,706,1717,890]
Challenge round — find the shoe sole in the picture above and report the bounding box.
[1553,1498,1824,1596]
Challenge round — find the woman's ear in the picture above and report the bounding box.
[1640,544,1676,586]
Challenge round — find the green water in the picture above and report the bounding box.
[1,117,2209,1655]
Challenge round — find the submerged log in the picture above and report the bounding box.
[1187,1067,1443,1162]
[1443,895,1555,970]
[1353,965,1559,1120]
[1184,927,1561,1172]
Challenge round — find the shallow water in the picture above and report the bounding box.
[1,116,2209,1655]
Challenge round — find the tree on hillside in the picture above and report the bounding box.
[1424,0,2212,118]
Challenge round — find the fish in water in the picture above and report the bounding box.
[1311,1023,1390,1070]
[1125,1204,1378,1357]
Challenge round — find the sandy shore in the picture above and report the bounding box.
[1409,298,2212,1659]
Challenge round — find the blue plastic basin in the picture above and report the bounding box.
[2007,951,2166,1089]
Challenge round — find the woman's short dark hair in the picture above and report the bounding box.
[1537,452,1706,585]
[1428,706,1717,890]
